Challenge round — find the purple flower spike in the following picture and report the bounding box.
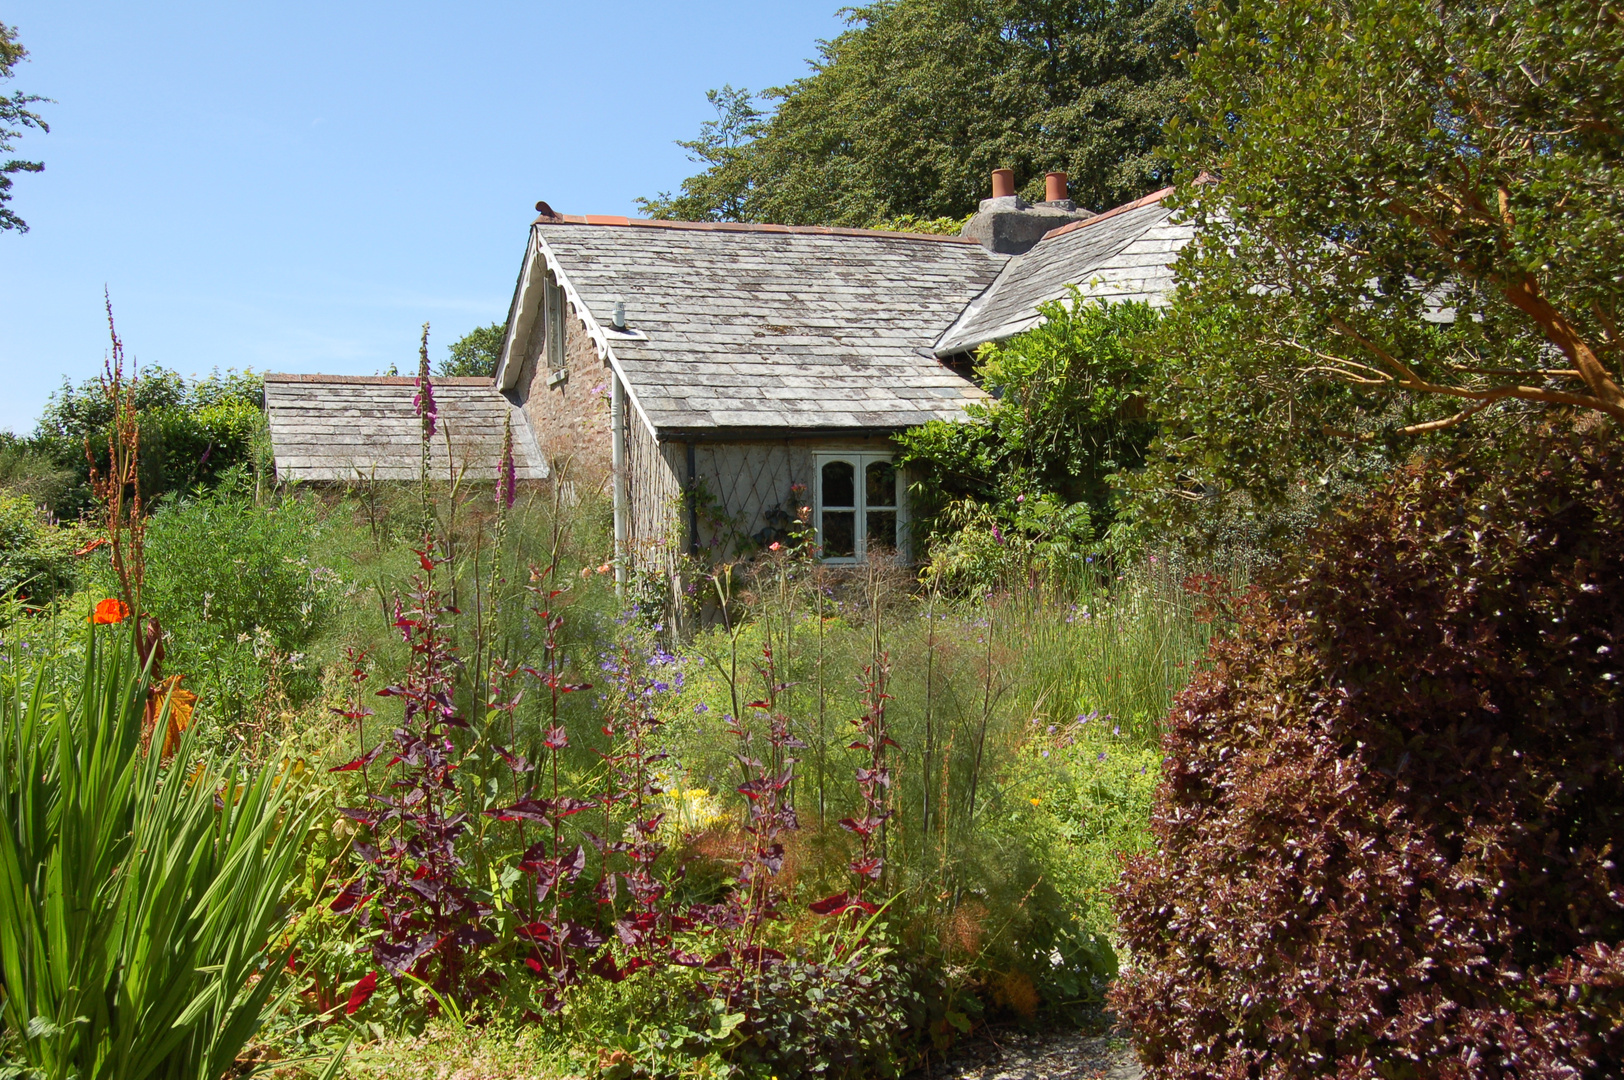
[497,415,516,509]
[414,325,438,438]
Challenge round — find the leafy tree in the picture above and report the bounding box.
[637,86,765,223]
[1130,0,1624,541]
[0,21,49,234]
[648,0,1195,226]
[33,367,266,515]
[436,322,507,378]
[897,295,1161,551]
[0,430,77,508]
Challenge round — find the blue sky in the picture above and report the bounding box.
[0,1,847,433]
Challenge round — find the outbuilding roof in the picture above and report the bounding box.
[934,187,1193,355]
[264,374,547,482]
[496,220,1009,435]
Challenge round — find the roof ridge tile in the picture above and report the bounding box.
[264,374,496,387]
[1038,186,1177,242]
[539,215,982,244]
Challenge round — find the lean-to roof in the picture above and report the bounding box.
[496,219,1008,435]
[264,374,547,482]
[934,188,1193,356]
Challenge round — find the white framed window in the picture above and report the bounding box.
[813,453,905,563]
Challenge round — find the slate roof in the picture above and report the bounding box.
[264,375,547,482]
[515,221,1009,433]
[934,187,1193,355]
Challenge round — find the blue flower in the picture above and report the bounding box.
[695,702,709,714]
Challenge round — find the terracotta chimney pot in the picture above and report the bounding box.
[991,169,1015,199]
[1044,172,1068,203]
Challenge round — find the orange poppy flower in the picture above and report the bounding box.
[92,598,130,625]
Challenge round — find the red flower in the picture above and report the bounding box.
[92,598,130,625]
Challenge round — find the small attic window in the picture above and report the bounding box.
[544,273,566,384]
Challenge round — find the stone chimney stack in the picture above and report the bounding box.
[960,169,1093,254]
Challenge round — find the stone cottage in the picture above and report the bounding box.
[265,172,1193,580]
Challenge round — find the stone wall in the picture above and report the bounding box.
[516,308,614,490]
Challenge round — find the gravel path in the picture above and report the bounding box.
[918,1027,1142,1080]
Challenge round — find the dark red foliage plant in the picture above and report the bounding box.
[1111,436,1624,1078]
[817,655,893,919]
[486,563,601,1013]
[703,640,804,982]
[334,545,493,1000]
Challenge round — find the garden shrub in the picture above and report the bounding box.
[896,295,1161,582]
[711,942,924,1078]
[0,432,77,509]
[0,490,79,606]
[1112,436,1624,1077]
[126,474,337,724]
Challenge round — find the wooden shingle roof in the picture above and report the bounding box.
[934,188,1194,355]
[512,221,1009,434]
[264,375,547,482]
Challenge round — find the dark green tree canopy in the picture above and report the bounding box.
[637,86,765,223]
[647,0,1195,226]
[0,21,49,234]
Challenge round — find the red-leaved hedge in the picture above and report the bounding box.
[1112,440,1624,1078]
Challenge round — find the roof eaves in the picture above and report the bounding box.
[524,229,661,443]
[937,313,1046,357]
[650,422,943,442]
[494,230,541,392]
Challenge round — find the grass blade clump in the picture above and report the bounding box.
[0,620,311,1080]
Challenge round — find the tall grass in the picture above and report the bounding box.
[993,554,1231,739]
[0,398,1231,1069]
[661,551,1230,1017]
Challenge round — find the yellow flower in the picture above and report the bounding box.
[1029,797,1041,806]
